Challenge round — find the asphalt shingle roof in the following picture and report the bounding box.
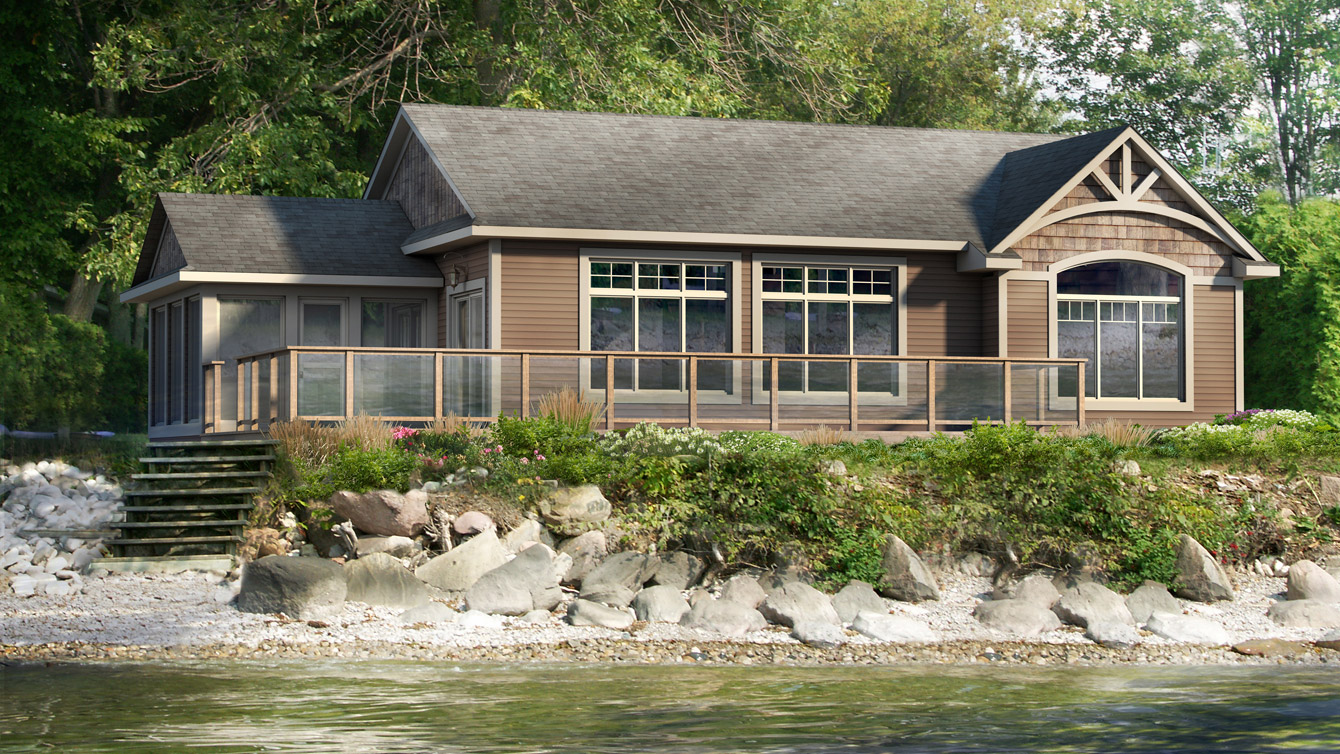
[399,104,1112,249]
[134,194,440,285]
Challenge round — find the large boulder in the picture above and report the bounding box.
[719,574,768,609]
[238,556,346,619]
[355,535,422,559]
[539,485,611,536]
[1286,560,1340,602]
[1268,599,1340,628]
[759,581,841,627]
[851,611,936,643]
[452,511,495,536]
[502,519,550,554]
[991,574,1060,608]
[679,597,768,637]
[832,581,887,625]
[464,544,565,615]
[399,601,459,624]
[328,489,429,537]
[792,620,846,648]
[973,599,1063,637]
[414,529,509,592]
[631,585,691,623]
[648,551,705,590]
[557,531,607,585]
[1144,612,1232,645]
[1053,582,1135,628]
[1172,535,1234,602]
[877,535,940,602]
[579,551,655,605]
[1085,621,1142,649]
[344,552,432,609]
[566,599,634,629]
[1126,583,1182,623]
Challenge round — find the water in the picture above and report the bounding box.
[3,661,1339,753]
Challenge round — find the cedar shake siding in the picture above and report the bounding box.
[151,221,186,278]
[382,136,469,229]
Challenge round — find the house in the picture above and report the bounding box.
[121,104,1278,439]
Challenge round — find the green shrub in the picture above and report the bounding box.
[298,446,419,498]
[717,430,801,456]
[602,422,722,459]
[398,428,473,460]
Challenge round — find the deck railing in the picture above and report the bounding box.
[204,347,1086,434]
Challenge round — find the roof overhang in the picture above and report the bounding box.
[120,271,444,304]
[1233,258,1281,280]
[402,223,970,255]
[957,244,1023,273]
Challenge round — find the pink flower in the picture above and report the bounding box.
[392,426,419,440]
[520,458,529,465]
[482,448,492,454]
[536,454,546,461]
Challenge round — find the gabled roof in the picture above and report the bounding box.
[387,104,1077,250]
[130,193,441,288]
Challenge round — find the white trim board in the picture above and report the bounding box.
[122,271,444,304]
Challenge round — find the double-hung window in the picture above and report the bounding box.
[758,263,901,396]
[588,260,732,392]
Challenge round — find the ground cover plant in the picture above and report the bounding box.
[262,401,1340,592]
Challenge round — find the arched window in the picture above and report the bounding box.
[1057,261,1183,400]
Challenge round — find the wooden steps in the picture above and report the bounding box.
[108,438,275,560]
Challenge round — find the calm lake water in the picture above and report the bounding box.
[2,661,1339,753]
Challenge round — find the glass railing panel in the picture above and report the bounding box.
[935,362,1006,426]
[354,353,434,418]
[296,353,345,417]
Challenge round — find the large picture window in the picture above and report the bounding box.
[758,264,900,394]
[1057,261,1183,400]
[588,260,732,392]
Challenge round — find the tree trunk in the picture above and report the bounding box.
[107,288,132,345]
[63,273,103,322]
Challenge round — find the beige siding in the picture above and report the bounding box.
[905,251,980,357]
[501,242,581,350]
[1007,279,1049,358]
[434,243,489,347]
[382,137,468,229]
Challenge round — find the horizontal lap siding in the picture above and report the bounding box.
[1007,280,1048,359]
[502,242,581,350]
[981,275,999,358]
[905,251,980,357]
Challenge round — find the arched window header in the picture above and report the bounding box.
[1057,261,1180,298]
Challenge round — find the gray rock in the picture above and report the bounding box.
[557,531,606,585]
[973,599,1063,636]
[1172,534,1235,602]
[1126,583,1182,623]
[1286,560,1340,602]
[464,544,565,615]
[452,511,495,536]
[580,551,655,600]
[1117,459,1141,476]
[414,529,509,592]
[520,609,552,624]
[502,519,548,554]
[1085,620,1142,648]
[877,535,940,602]
[992,574,1061,608]
[719,574,768,608]
[566,599,634,629]
[457,609,504,629]
[237,556,346,619]
[1053,582,1135,628]
[1144,612,1232,645]
[851,611,936,643]
[632,585,691,623]
[832,581,887,624]
[328,489,429,537]
[822,459,847,476]
[355,535,422,559]
[1268,599,1340,628]
[758,581,841,627]
[399,601,459,624]
[648,551,705,590]
[757,568,811,593]
[581,584,638,608]
[539,485,612,536]
[1319,475,1340,505]
[344,552,432,609]
[679,598,768,636]
[792,620,847,648]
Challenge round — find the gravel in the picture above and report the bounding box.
[4,567,1339,666]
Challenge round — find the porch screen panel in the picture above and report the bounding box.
[186,297,201,422]
[168,302,183,424]
[150,307,166,426]
[218,298,283,423]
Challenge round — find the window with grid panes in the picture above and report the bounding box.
[589,260,731,392]
[759,264,899,394]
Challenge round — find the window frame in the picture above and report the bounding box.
[358,297,429,348]
[751,254,908,406]
[579,249,742,403]
[1046,252,1195,412]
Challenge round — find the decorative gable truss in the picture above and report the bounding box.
[989,130,1279,280]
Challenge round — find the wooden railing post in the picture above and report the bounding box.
[267,354,278,430]
[434,354,444,422]
[605,354,615,432]
[926,359,937,432]
[848,357,859,432]
[769,357,780,432]
[287,351,298,420]
[1076,361,1086,428]
[520,354,530,418]
[344,350,354,420]
[688,356,698,428]
[1002,362,1012,425]
[203,363,215,433]
[249,359,260,432]
[235,358,245,433]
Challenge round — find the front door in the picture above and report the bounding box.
[449,290,489,417]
